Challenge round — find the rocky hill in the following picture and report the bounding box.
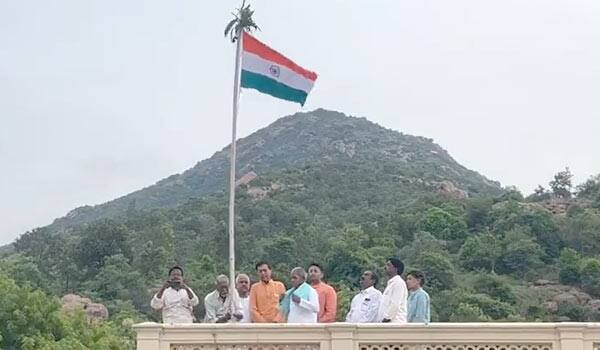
[45,108,502,233]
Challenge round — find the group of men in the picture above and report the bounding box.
[150,258,430,324]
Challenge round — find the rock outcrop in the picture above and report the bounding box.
[436,181,468,199]
[61,293,109,323]
[531,282,599,321]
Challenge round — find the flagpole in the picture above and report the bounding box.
[228,27,244,308]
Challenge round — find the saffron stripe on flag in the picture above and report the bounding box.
[241,69,308,106]
[243,32,318,82]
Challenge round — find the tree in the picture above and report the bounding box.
[471,273,515,304]
[497,227,544,275]
[534,185,545,196]
[462,293,515,320]
[134,241,170,281]
[518,209,563,260]
[449,303,491,322]
[459,233,501,273]
[490,202,562,260]
[399,231,446,267]
[334,282,355,322]
[0,274,64,348]
[415,251,455,294]
[575,174,600,197]
[562,209,600,256]
[75,220,132,274]
[527,185,551,202]
[263,236,300,268]
[497,186,524,202]
[465,198,493,231]
[83,254,146,314]
[224,0,259,42]
[0,254,47,291]
[0,274,133,349]
[557,303,588,322]
[549,167,573,198]
[14,227,53,265]
[387,212,418,246]
[559,248,582,285]
[417,207,468,244]
[51,236,83,294]
[580,258,600,297]
[325,226,393,285]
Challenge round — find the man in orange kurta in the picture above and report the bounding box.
[250,261,286,323]
[308,263,337,322]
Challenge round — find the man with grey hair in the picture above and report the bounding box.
[236,273,251,323]
[204,275,243,323]
[280,267,319,323]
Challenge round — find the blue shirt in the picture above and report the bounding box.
[407,288,430,323]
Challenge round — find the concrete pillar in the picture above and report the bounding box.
[556,323,585,350]
[134,323,161,350]
[328,324,357,350]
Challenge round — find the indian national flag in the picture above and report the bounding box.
[241,32,317,106]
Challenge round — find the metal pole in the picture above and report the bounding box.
[228,28,243,312]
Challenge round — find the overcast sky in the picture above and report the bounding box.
[1,0,599,245]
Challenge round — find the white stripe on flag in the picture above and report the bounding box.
[241,52,315,93]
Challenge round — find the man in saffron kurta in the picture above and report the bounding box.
[308,263,337,322]
[250,261,286,323]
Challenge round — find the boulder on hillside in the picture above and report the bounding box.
[235,171,258,187]
[540,198,571,216]
[552,289,593,306]
[553,292,579,305]
[542,301,559,313]
[246,182,284,201]
[61,294,92,312]
[61,293,109,323]
[436,181,468,199]
[247,187,269,200]
[588,299,600,311]
[570,289,592,305]
[534,279,556,286]
[85,303,109,324]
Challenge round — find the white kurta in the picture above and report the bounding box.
[378,275,408,323]
[203,290,228,323]
[151,287,199,324]
[238,296,251,323]
[345,286,383,323]
[287,285,319,323]
[204,289,246,323]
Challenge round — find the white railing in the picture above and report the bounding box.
[133,322,600,350]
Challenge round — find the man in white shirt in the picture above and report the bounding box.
[281,267,320,323]
[378,258,408,323]
[346,270,383,323]
[150,266,199,324]
[204,275,243,323]
[236,273,251,323]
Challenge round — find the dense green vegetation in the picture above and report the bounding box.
[0,272,138,349]
[2,110,600,348]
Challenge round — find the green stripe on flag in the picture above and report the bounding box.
[241,70,308,106]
